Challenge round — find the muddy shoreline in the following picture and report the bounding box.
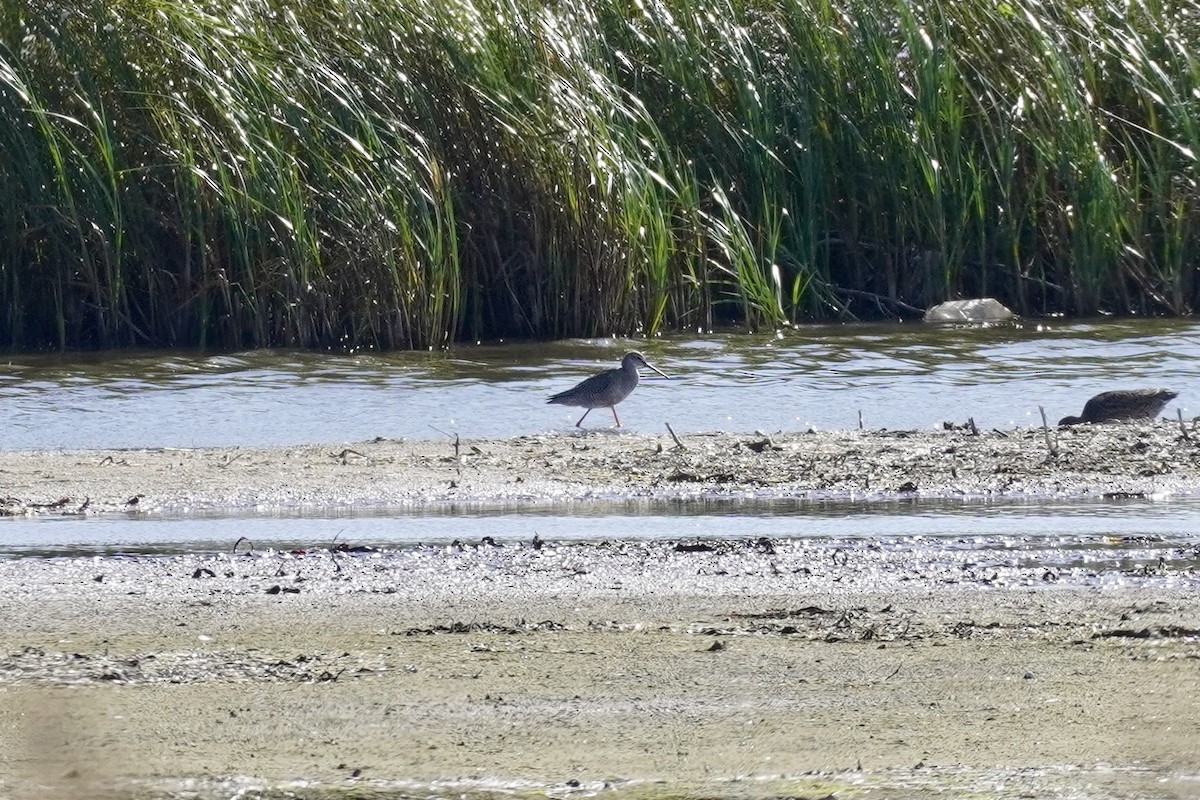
[3,422,1199,517]
[3,423,1200,799]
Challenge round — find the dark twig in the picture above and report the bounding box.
[830,285,926,316]
[28,497,71,509]
[332,448,366,464]
[1178,409,1190,440]
[232,536,254,554]
[330,529,344,573]
[218,452,244,469]
[430,426,461,458]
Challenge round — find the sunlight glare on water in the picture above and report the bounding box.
[0,318,1196,451]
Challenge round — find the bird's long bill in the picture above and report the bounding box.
[643,361,670,379]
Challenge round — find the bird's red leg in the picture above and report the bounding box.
[575,408,591,427]
[611,407,622,427]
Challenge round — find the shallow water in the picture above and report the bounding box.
[1,318,1197,451]
[4,494,1200,559]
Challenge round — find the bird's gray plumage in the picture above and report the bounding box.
[1058,388,1177,426]
[547,351,668,427]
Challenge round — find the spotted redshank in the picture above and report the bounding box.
[1058,388,1177,426]
[547,351,668,428]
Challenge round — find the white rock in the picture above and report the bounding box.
[923,297,1015,323]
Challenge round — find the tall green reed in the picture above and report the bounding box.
[1,0,1198,350]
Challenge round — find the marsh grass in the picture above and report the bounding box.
[1,0,1197,349]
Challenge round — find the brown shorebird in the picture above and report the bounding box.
[547,351,668,428]
[1058,389,1178,426]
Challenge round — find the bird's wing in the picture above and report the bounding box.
[549,368,619,403]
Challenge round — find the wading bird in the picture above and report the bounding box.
[1058,389,1178,426]
[547,351,669,428]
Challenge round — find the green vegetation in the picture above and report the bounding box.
[1,0,1197,350]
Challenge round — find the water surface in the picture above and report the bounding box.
[4,494,1198,558]
[1,318,1196,451]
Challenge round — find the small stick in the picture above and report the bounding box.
[329,530,344,573]
[1038,406,1057,456]
[333,448,366,464]
[858,409,864,430]
[219,452,244,469]
[1178,408,1190,440]
[232,536,253,554]
[429,425,461,458]
[665,422,686,450]
[968,417,978,436]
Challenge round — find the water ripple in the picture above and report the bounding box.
[0,318,1197,450]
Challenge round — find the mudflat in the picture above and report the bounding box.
[2,423,1199,799]
[2,422,1198,513]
